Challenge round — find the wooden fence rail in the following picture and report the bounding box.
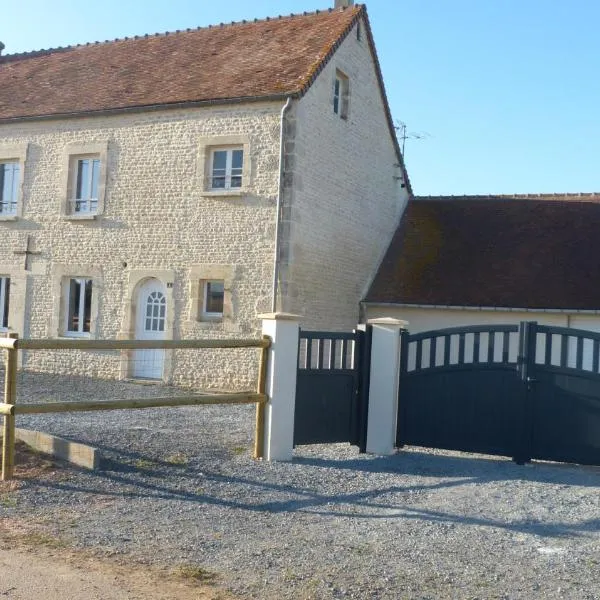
[1,334,271,480]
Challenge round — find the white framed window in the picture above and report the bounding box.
[210,148,244,190]
[202,280,225,318]
[65,278,92,336]
[334,70,349,119]
[62,142,108,219]
[0,276,9,330]
[0,162,20,216]
[71,156,100,214]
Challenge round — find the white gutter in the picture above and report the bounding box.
[271,96,293,313]
[363,302,600,315]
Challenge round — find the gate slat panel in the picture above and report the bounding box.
[443,335,450,366]
[594,340,600,374]
[458,333,465,365]
[502,331,510,363]
[560,335,568,368]
[544,332,552,366]
[576,337,584,370]
[488,332,495,363]
[415,340,422,371]
[429,337,437,369]
[473,332,480,364]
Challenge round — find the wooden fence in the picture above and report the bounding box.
[0,333,271,480]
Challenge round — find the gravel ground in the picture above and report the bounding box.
[3,372,600,599]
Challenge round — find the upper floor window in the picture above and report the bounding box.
[334,70,349,119]
[0,161,20,216]
[62,141,108,219]
[210,148,244,190]
[72,157,100,214]
[0,276,9,329]
[66,277,92,336]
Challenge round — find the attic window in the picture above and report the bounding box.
[333,70,349,119]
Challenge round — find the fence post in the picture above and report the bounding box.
[259,313,300,461]
[365,318,408,455]
[253,335,270,459]
[2,333,18,481]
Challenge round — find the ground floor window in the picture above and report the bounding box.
[66,278,92,335]
[0,276,9,329]
[202,280,225,318]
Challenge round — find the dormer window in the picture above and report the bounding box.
[334,70,349,119]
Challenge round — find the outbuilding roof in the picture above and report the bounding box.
[365,194,600,311]
[0,6,362,121]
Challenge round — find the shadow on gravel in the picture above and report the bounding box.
[296,448,600,488]
[20,446,600,539]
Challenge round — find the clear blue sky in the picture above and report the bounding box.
[2,1,599,195]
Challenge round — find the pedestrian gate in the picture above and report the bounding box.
[294,329,370,450]
[397,322,600,465]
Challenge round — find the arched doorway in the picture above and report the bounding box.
[133,278,167,379]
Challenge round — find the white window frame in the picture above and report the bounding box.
[64,277,93,337]
[0,276,9,330]
[202,280,225,319]
[62,142,108,219]
[209,147,244,191]
[0,144,27,221]
[334,70,349,119]
[0,161,20,216]
[71,156,100,215]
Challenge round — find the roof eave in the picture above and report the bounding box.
[0,92,299,125]
[362,301,600,314]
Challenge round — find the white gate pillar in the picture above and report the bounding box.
[259,313,301,461]
[366,318,408,455]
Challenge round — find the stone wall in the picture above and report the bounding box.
[0,103,282,389]
[280,17,410,331]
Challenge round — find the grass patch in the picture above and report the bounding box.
[173,564,217,583]
[230,446,247,456]
[0,494,17,508]
[20,531,67,549]
[133,458,159,471]
[165,452,188,466]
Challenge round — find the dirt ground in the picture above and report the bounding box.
[0,442,235,600]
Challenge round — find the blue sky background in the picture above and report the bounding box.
[2,1,599,195]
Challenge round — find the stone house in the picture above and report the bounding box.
[0,3,409,387]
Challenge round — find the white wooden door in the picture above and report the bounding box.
[133,279,167,379]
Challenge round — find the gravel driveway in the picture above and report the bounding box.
[3,373,600,599]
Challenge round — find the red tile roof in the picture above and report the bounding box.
[365,195,600,310]
[0,6,362,121]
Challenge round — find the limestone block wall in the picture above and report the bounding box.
[280,17,409,331]
[0,102,282,389]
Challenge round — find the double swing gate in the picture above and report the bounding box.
[398,321,600,466]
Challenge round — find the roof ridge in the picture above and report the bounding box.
[0,5,362,63]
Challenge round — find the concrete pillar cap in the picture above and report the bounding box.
[367,317,409,328]
[258,312,302,321]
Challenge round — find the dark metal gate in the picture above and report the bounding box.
[294,329,371,450]
[397,321,600,466]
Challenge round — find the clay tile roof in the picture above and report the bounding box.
[0,6,362,121]
[365,194,600,310]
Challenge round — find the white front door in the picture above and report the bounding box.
[133,279,167,379]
